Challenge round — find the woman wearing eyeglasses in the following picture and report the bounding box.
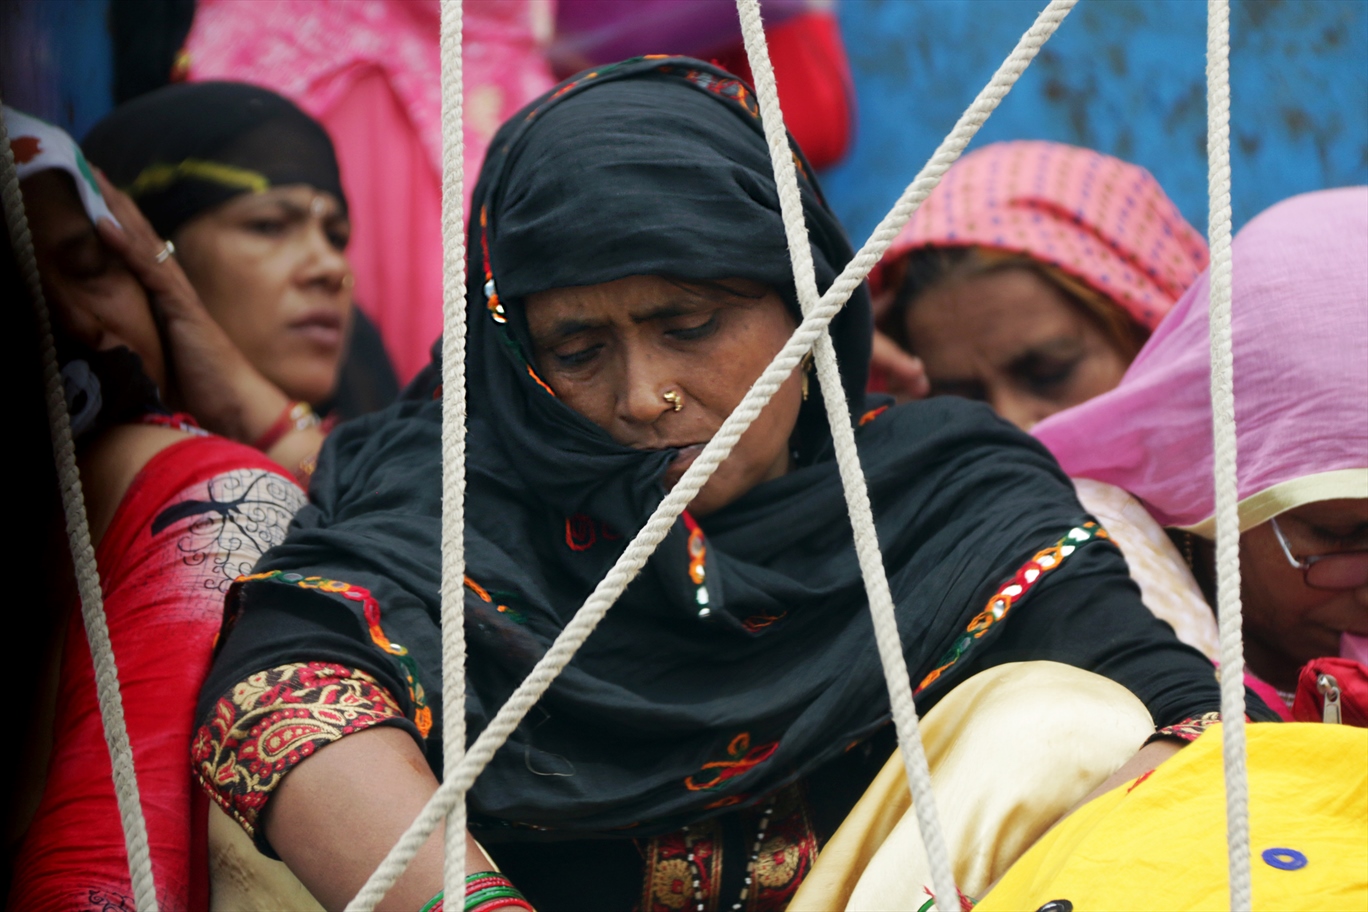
[1034,186,1368,719]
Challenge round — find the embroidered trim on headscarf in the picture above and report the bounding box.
[681,511,711,614]
[192,662,403,839]
[916,522,1111,693]
[237,570,433,737]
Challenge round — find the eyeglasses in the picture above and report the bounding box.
[1270,516,1368,590]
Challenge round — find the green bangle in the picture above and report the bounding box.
[419,891,444,912]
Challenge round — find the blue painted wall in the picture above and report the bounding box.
[825,0,1368,241]
[3,0,1364,241]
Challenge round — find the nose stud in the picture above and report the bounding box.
[663,390,683,412]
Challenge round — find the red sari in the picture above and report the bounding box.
[12,436,304,912]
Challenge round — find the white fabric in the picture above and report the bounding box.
[5,105,118,226]
[1073,479,1219,662]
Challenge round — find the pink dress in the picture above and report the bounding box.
[184,0,557,382]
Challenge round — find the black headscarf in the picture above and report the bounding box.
[82,81,346,238]
[201,58,1235,840]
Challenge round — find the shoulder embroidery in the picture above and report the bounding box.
[916,522,1110,693]
[237,571,432,737]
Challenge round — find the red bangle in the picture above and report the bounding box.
[252,400,320,451]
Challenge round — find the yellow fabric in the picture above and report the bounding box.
[978,723,1368,912]
[790,661,1154,910]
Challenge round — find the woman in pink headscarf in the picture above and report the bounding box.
[872,140,1208,429]
[1036,187,1368,719]
[789,187,1365,912]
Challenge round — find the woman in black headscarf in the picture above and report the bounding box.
[191,59,1270,911]
[83,82,398,483]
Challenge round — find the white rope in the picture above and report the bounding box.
[733,0,961,907]
[0,103,159,911]
[347,2,1074,905]
[437,0,469,904]
[1205,1,1252,908]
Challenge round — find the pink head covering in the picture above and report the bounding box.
[1035,187,1368,535]
[881,140,1208,330]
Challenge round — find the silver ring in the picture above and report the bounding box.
[154,239,176,264]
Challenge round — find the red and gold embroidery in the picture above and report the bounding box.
[685,733,779,792]
[1147,711,1223,745]
[750,786,819,909]
[640,785,817,912]
[641,817,723,912]
[192,662,402,838]
[915,522,1110,693]
[238,570,433,737]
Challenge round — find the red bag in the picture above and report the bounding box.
[1292,657,1368,727]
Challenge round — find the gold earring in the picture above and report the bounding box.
[663,390,683,412]
[801,353,813,401]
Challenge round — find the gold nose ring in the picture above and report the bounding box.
[663,390,683,412]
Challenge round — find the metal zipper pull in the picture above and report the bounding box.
[1317,673,1342,724]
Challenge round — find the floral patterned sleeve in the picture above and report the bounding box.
[193,662,407,851]
[1145,711,1224,745]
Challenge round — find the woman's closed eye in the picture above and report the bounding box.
[1304,524,1368,551]
[1010,349,1084,395]
[664,312,718,342]
[59,233,115,281]
[552,341,603,368]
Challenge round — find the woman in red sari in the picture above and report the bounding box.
[7,107,307,911]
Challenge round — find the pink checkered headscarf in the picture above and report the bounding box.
[881,141,1208,330]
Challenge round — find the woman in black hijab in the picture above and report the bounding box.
[192,59,1269,911]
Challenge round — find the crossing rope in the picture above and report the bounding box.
[0,101,160,911]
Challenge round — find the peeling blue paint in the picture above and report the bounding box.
[826,0,1368,239]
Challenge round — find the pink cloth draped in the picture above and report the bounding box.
[1034,187,1368,531]
[878,140,1208,331]
[185,0,556,381]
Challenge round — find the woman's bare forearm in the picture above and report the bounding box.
[263,725,493,912]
